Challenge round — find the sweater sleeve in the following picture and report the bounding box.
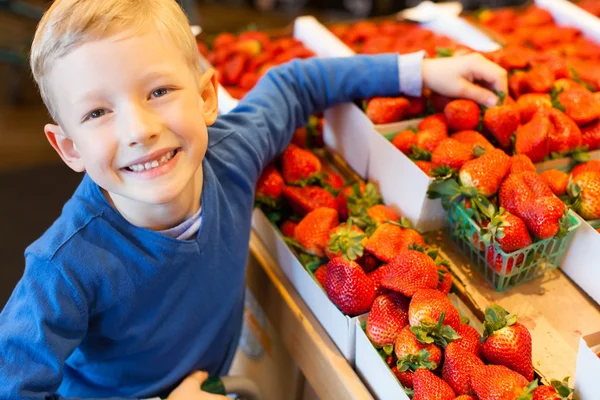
[216,53,420,183]
[0,256,132,400]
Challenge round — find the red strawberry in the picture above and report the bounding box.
[557,87,600,126]
[368,267,390,297]
[238,31,270,48]
[418,113,448,136]
[365,224,425,263]
[367,204,400,225]
[486,246,525,275]
[509,71,528,99]
[470,364,530,400]
[571,160,600,178]
[280,220,297,238]
[581,119,600,151]
[380,251,438,297]
[429,93,454,113]
[499,171,554,216]
[484,104,521,148]
[514,111,551,163]
[459,149,511,197]
[413,368,456,400]
[516,93,552,123]
[510,154,537,175]
[437,264,452,295]
[415,160,435,176]
[358,252,380,273]
[483,209,532,253]
[540,169,569,196]
[521,196,567,239]
[480,305,534,381]
[213,32,237,50]
[391,366,415,389]
[366,292,410,346]
[366,97,410,124]
[294,208,339,256]
[256,164,284,207]
[344,21,379,44]
[444,100,480,131]
[322,168,344,190]
[234,39,262,57]
[409,288,461,332]
[391,130,417,154]
[532,377,573,400]
[431,138,474,169]
[524,64,555,93]
[282,186,337,216]
[395,326,442,370]
[325,223,366,260]
[223,53,249,86]
[405,96,426,118]
[553,78,585,93]
[451,130,495,152]
[225,86,248,100]
[454,323,482,356]
[280,144,322,184]
[337,183,365,221]
[325,257,376,316]
[442,342,484,395]
[544,108,582,154]
[454,396,477,400]
[415,128,449,153]
[314,264,327,288]
[238,72,260,90]
[571,171,600,220]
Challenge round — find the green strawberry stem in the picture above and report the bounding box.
[397,349,437,372]
[430,165,457,182]
[327,220,365,261]
[427,179,479,210]
[386,217,412,229]
[550,376,574,399]
[516,380,538,400]
[409,145,432,162]
[482,304,517,341]
[411,312,461,348]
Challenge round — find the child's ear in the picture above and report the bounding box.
[44,124,85,172]
[199,69,219,126]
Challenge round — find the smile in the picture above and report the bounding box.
[125,149,178,172]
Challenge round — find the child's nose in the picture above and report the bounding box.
[123,105,161,146]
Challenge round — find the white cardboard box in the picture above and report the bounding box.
[251,209,360,362]
[535,0,600,43]
[575,331,600,399]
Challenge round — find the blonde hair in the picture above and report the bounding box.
[30,0,201,121]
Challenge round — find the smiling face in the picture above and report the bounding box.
[44,29,218,221]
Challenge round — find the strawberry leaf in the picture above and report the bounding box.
[328,221,366,261]
[284,237,305,251]
[550,376,573,398]
[383,344,394,355]
[482,304,516,341]
[430,165,457,181]
[411,312,461,348]
[397,349,437,372]
[460,315,470,325]
[517,380,539,400]
[409,145,433,162]
[435,47,453,58]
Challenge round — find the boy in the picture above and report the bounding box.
[0,0,507,398]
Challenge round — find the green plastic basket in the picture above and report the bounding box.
[447,202,581,292]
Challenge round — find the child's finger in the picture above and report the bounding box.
[179,370,209,391]
[459,80,498,107]
[465,54,508,94]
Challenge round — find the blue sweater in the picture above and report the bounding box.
[0,54,404,399]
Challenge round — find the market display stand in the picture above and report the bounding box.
[247,231,374,400]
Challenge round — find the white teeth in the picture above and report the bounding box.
[127,150,176,172]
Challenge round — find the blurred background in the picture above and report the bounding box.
[0,0,526,306]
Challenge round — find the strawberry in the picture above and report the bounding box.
[451,130,495,152]
[325,223,366,261]
[544,108,583,154]
[344,21,379,44]
[540,169,569,196]
[517,93,552,123]
[345,182,383,225]
[429,93,454,113]
[197,41,209,57]
[408,288,461,333]
[510,154,537,175]
[486,246,525,275]
[581,119,600,151]
[454,323,481,356]
[280,220,297,238]
[380,251,438,297]
[444,100,481,131]
[366,97,410,124]
[413,368,456,400]
[213,32,237,49]
[482,208,532,253]
[314,264,327,288]
[225,86,248,100]
[459,149,511,197]
[514,111,551,163]
[280,144,322,184]
[442,342,484,395]
[405,96,426,118]
[521,196,567,239]
[391,130,417,154]
[454,396,476,400]
[238,31,270,48]
[557,87,600,126]
[256,164,284,207]
[365,224,425,263]
[366,292,410,346]
[337,183,365,221]
[553,78,585,92]
[470,364,530,400]
[499,171,554,217]
[282,186,337,216]
[524,64,555,93]
[366,204,400,225]
[294,208,339,257]
[481,305,534,381]
[223,53,249,86]
[368,267,390,297]
[395,326,442,371]
[484,104,521,148]
[570,171,600,219]
[234,39,262,57]
[391,366,415,389]
[419,113,448,136]
[358,252,380,274]
[437,264,452,295]
[532,377,573,400]
[415,160,435,176]
[322,168,344,191]
[571,160,600,178]
[509,71,528,99]
[414,128,449,153]
[325,257,376,316]
[238,72,260,90]
[431,138,474,169]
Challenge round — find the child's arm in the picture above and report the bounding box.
[216,52,506,182]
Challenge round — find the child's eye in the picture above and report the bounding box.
[86,109,105,121]
[151,88,170,98]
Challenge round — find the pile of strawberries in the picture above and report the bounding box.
[365,293,573,399]
[578,0,600,17]
[202,31,315,99]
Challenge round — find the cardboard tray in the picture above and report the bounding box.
[535,0,600,43]
[575,331,600,399]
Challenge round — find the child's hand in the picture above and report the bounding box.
[422,53,508,108]
[167,371,229,400]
